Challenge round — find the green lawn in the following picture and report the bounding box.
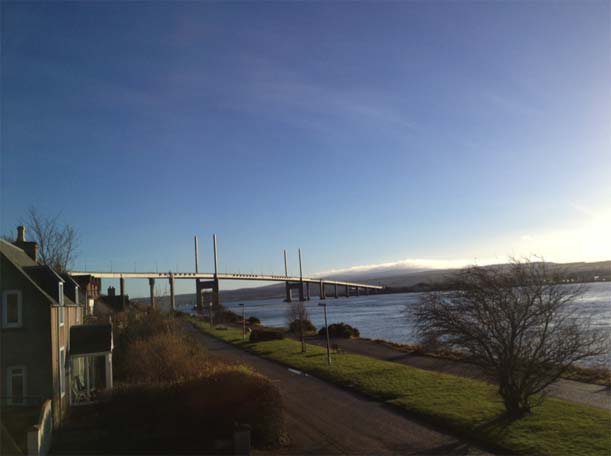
[189,319,610,456]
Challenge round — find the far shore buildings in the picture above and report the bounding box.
[1,227,114,449]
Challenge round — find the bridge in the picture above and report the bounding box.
[69,234,383,311]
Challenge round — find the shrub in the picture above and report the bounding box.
[121,331,210,383]
[247,316,261,326]
[250,327,285,342]
[319,322,360,338]
[98,366,286,451]
[217,309,241,324]
[288,319,316,334]
[112,309,179,379]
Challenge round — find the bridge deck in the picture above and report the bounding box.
[68,271,383,289]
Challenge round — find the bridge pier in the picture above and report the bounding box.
[197,278,220,310]
[120,276,126,309]
[196,280,202,310]
[306,282,311,301]
[356,287,360,296]
[334,283,338,298]
[148,278,156,308]
[285,281,304,302]
[169,274,176,311]
[345,285,350,297]
[320,280,326,299]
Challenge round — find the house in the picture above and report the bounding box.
[0,227,113,438]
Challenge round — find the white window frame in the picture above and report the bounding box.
[59,305,64,327]
[74,286,79,306]
[6,365,27,405]
[59,346,66,397]
[2,290,23,328]
[58,282,64,306]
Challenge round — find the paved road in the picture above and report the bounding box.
[186,326,490,455]
[298,335,611,410]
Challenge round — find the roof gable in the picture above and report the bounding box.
[0,240,79,307]
[0,240,56,305]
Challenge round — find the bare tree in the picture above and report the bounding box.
[24,207,79,273]
[287,301,310,353]
[412,258,607,418]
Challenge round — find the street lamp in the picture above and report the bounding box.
[318,302,331,366]
[209,302,214,328]
[238,303,246,340]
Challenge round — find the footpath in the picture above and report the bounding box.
[184,322,490,455]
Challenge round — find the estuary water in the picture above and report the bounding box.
[185,282,611,368]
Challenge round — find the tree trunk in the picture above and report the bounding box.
[499,383,530,419]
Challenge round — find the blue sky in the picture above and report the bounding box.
[2,1,610,296]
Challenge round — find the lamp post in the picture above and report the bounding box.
[209,302,214,328]
[239,303,245,340]
[318,302,331,366]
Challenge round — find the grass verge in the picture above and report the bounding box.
[189,317,610,456]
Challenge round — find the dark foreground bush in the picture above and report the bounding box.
[288,319,316,334]
[319,322,360,338]
[247,316,261,326]
[98,366,286,451]
[250,327,285,342]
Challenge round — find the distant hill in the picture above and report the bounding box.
[134,260,610,309]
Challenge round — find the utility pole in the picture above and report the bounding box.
[239,303,245,340]
[319,302,331,366]
[298,248,305,303]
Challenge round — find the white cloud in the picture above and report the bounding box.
[313,257,499,277]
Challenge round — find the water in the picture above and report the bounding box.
[182,282,611,368]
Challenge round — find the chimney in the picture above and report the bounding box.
[14,226,38,263]
[17,225,26,242]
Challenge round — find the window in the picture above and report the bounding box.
[7,366,26,405]
[74,286,79,306]
[59,347,66,397]
[58,282,64,306]
[58,282,65,326]
[2,290,22,328]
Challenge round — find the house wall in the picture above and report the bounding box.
[50,303,84,425]
[1,249,87,429]
[0,258,53,404]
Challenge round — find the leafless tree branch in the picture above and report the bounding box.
[411,257,608,418]
[23,206,79,273]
